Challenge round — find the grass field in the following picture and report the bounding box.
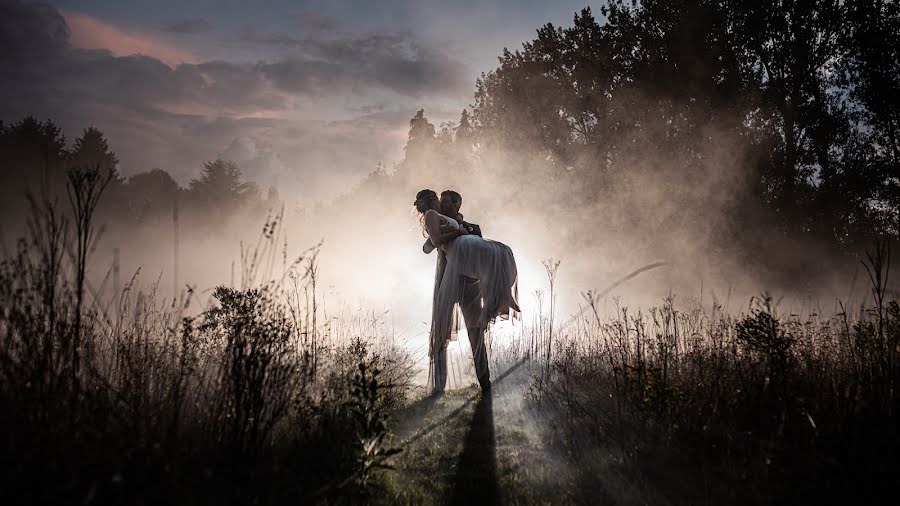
[1,190,897,504]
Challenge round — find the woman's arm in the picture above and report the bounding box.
[424,210,467,247]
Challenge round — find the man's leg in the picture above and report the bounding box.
[460,279,491,390]
[432,344,448,394]
[468,325,490,390]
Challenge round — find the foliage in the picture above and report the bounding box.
[530,277,900,504]
[0,193,414,504]
[470,2,899,248]
[347,362,403,489]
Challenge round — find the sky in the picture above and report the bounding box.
[1,0,602,203]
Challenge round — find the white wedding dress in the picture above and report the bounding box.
[427,213,519,390]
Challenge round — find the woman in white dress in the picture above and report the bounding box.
[414,190,519,393]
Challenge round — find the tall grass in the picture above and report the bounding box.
[0,171,415,504]
[527,246,899,504]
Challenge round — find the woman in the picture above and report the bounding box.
[414,189,519,393]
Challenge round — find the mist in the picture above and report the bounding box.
[3,1,900,504]
[3,0,890,332]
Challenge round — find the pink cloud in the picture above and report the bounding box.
[63,11,197,67]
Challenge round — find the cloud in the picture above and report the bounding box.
[219,136,290,189]
[214,115,408,201]
[6,3,470,102]
[0,1,469,201]
[164,18,215,34]
[291,12,338,35]
[0,1,68,65]
[63,11,198,67]
[246,30,471,98]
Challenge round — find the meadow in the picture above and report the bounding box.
[0,183,416,504]
[2,174,897,505]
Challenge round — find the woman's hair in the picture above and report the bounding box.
[414,189,438,215]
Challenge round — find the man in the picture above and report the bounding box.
[424,190,491,391]
[422,190,482,253]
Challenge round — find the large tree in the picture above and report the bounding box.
[0,117,68,232]
[124,168,180,224]
[188,159,258,210]
[469,1,898,250]
[69,127,121,181]
[0,116,67,193]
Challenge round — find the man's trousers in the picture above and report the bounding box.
[432,277,490,391]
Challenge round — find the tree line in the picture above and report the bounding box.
[0,117,275,237]
[390,1,899,256]
[4,1,897,257]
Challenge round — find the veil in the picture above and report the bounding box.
[426,248,462,392]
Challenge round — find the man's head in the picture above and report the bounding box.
[440,190,462,216]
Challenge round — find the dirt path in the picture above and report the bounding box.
[381,360,595,504]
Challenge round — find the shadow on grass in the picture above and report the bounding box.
[403,358,525,446]
[393,360,527,504]
[449,392,498,505]
[400,393,441,427]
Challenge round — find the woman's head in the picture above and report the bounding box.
[414,189,439,215]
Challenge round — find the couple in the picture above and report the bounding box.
[414,189,519,395]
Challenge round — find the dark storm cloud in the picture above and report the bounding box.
[0,1,68,65]
[0,3,275,114]
[0,0,469,189]
[239,25,306,47]
[241,26,471,98]
[2,1,469,108]
[164,17,215,34]
[291,12,338,35]
[311,32,470,98]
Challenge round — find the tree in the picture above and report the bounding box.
[125,168,181,223]
[849,0,900,164]
[0,116,67,190]
[472,5,750,192]
[848,0,900,235]
[69,127,127,225]
[188,159,258,213]
[455,109,474,151]
[69,127,122,182]
[404,109,436,161]
[469,1,897,251]
[729,0,849,227]
[437,120,456,146]
[0,117,68,230]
